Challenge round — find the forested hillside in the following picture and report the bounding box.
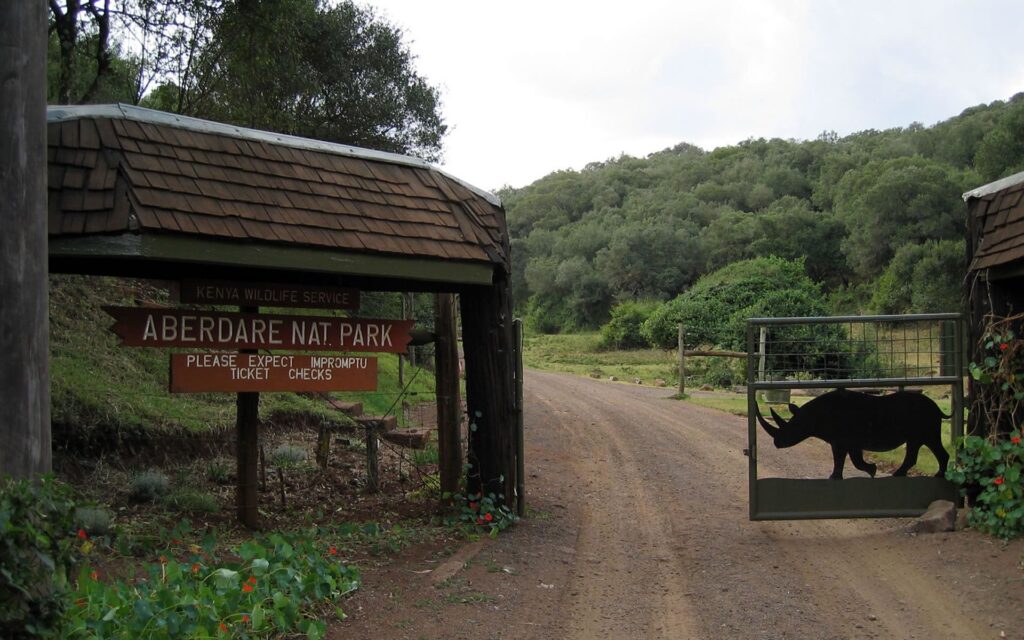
[501,93,1024,334]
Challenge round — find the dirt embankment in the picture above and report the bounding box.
[334,370,1024,640]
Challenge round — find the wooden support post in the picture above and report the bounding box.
[435,293,462,498]
[514,318,526,517]
[365,422,380,493]
[677,325,686,396]
[236,305,260,528]
[758,326,767,383]
[399,294,407,385]
[460,275,517,505]
[0,1,49,479]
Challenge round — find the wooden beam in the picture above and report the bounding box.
[0,1,50,478]
[235,306,260,528]
[49,234,496,286]
[435,293,462,498]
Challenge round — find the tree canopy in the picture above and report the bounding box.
[47,0,447,160]
[503,93,1024,334]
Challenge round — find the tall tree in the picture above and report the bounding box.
[185,0,447,160]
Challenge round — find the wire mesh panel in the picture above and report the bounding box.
[746,313,964,520]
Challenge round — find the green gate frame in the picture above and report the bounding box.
[746,313,964,520]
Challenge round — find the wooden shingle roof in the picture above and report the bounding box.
[47,105,508,280]
[964,171,1024,272]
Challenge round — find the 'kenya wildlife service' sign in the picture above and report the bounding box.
[177,280,359,310]
[102,307,413,353]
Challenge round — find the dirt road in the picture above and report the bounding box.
[336,370,1024,639]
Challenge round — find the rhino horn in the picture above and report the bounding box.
[755,405,781,437]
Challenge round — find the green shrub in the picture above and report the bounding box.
[73,507,113,536]
[162,489,220,514]
[129,470,170,503]
[65,529,360,639]
[871,240,964,314]
[206,459,232,485]
[271,444,307,468]
[0,475,78,638]
[599,300,660,350]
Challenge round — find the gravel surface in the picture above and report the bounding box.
[333,370,1024,640]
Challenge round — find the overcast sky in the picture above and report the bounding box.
[369,0,1024,192]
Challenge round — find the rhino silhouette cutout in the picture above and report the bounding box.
[755,389,950,479]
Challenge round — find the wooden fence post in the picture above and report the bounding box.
[236,306,260,528]
[435,293,461,499]
[678,325,686,395]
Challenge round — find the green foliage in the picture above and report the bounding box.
[162,489,220,514]
[871,240,965,314]
[64,529,360,639]
[186,0,446,160]
[271,444,308,468]
[948,326,1024,538]
[129,471,170,504]
[947,433,1024,539]
[505,95,1020,330]
[642,257,827,349]
[0,476,79,638]
[833,155,965,278]
[74,507,113,537]
[443,492,519,539]
[599,300,660,350]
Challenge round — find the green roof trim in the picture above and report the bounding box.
[49,233,495,286]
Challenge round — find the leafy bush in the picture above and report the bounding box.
[947,325,1024,538]
[162,489,220,514]
[74,507,113,536]
[947,433,1023,539]
[870,240,964,314]
[642,257,828,349]
[444,492,519,538]
[65,530,360,639]
[129,470,170,503]
[271,444,307,468]
[0,475,78,638]
[599,300,660,350]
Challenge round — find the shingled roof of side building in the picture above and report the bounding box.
[46,104,508,282]
[963,170,1024,272]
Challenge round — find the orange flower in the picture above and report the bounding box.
[247,576,257,585]
[484,513,493,522]
[328,546,338,556]
[242,614,250,623]
[218,622,228,633]
[77,529,88,540]
[1012,436,1022,444]
[191,563,201,574]
[242,583,254,593]
[90,570,99,581]
[1000,342,1010,351]
[994,477,1005,485]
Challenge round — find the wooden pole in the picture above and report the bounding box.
[398,294,406,385]
[460,276,517,504]
[514,318,526,517]
[0,1,50,479]
[236,305,260,528]
[365,422,380,492]
[758,327,768,382]
[435,293,461,498]
[677,325,686,396]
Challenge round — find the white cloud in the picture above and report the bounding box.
[368,0,1024,191]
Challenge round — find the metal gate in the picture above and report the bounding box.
[746,313,963,520]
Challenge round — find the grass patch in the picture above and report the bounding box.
[523,332,678,385]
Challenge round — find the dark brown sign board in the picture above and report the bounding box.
[178,280,359,310]
[103,306,413,353]
[169,353,377,393]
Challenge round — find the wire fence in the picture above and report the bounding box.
[746,313,963,388]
